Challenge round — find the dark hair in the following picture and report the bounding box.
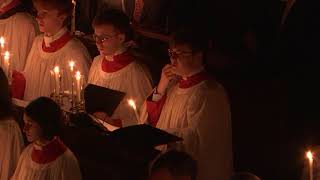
[25,97,62,140]
[170,28,209,65]
[151,150,197,180]
[92,9,133,42]
[0,68,13,119]
[32,0,74,26]
[231,172,262,180]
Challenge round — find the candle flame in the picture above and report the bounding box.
[0,37,5,48]
[3,51,10,61]
[75,71,81,80]
[306,151,313,163]
[128,99,137,110]
[69,61,75,71]
[53,66,60,74]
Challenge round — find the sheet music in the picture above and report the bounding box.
[88,114,119,132]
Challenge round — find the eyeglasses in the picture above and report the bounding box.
[168,49,193,59]
[92,34,119,44]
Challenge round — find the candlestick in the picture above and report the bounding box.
[128,99,140,122]
[307,150,313,180]
[53,66,60,96]
[75,71,81,103]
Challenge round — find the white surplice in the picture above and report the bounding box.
[23,31,90,101]
[0,118,24,180]
[0,12,38,71]
[88,55,153,127]
[11,141,81,180]
[140,79,233,180]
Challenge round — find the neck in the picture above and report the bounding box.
[182,66,204,80]
[35,138,52,147]
[105,46,127,61]
[44,27,66,37]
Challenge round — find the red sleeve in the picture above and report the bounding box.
[146,94,167,127]
[11,71,26,99]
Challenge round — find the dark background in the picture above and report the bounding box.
[20,0,320,179]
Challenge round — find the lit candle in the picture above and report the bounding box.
[128,99,140,122]
[71,0,76,33]
[0,37,5,49]
[69,61,75,72]
[3,51,10,77]
[306,150,313,180]
[75,71,81,103]
[53,66,60,95]
[69,61,75,105]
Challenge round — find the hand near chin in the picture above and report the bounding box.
[157,64,177,94]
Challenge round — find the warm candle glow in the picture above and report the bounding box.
[128,99,137,110]
[0,37,5,48]
[4,51,10,61]
[54,66,60,74]
[75,71,81,80]
[307,151,313,163]
[69,61,75,71]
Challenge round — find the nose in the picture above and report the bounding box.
[171,58,177,66]
[23,124,29,133]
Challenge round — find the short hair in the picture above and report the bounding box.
[231,172,262,180]
[151,150,197,180]
[92,9,133,42]
[170,28,208,53]
[0,68,13,119]
[32,0,74,26]
[25,97,62,140]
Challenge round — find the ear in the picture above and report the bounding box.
[118,33,126,44]
[58,13,68,24]
[193,51,204,64]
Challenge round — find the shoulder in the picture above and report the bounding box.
[91,55,103,66]
[190,78,227,103]
[60,148,79,166]
[65,38,90,56]
[13,12,34,21]
[13,12,37,27]
[67,37,88,49]
[34,34,44,43]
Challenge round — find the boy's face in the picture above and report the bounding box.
[23,114,42,142]
[35,4,67,35]
[168,43,196,77]
[93,24,125,56]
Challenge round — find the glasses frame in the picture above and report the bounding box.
[92,33,119,44]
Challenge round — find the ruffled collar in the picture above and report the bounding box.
[179,70,208,89]
[31,137,67,164]
[42,28,72,53]
[101,51,135,73]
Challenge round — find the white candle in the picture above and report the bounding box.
[128,99,140,122]
[75,71,81,103]
[306,150,313,180]
[3,51,10,77]
[69,61,75,105]
[71,0,76,33]
[0,37,5,49]
[69,61,75,72]
[53,66,60,95]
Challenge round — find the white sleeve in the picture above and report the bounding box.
[60,151,82,180]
